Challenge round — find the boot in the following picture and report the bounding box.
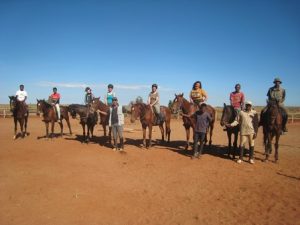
[120,138,124,151]
[237,146,244,163]
[113,139,118,151]
[192,141,199,159]
[249,146,255,164]
[198,142,204,157]
[155,113,161,125]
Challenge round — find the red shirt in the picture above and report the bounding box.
[230,91,245,109]
[50,93,60,100]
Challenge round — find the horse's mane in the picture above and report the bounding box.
[38,99,52,109]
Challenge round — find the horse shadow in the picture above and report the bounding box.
[37,133,71,140]
[161,141,254,161]
[64,134,112,147]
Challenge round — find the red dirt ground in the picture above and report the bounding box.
[0,117,299,225]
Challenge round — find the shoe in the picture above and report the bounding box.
[113,147,118,151]
[119,148,124,151]
[237,159,242,164]
[249,159,255,164]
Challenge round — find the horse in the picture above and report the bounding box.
[36,99,72,138]
[68,104,98,143]
[171,93,216,150]
[9,96,28,139]
[261,101,282,163]
[130,103,171,148]
[220,104,240,159]
[90,97,112,142]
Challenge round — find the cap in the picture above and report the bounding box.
[273,77,282,84]
[245,101,252,106]
[108,84,114,88]
[112,97,118,101]
[85,87,91,91]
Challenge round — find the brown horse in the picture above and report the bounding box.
[220,104,240,159]
[261,101,282,162]
[90,98,112,141]
[171,93,216,150]
[9,96,28,139]
[130,103,171,148]
[68,104,98,143]
[36,99,72,138]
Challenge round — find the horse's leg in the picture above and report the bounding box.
[148,125,153,148]
[159,124,164,143]
[66,118,72,135]
[185,126,190,150]
[264,133,272,162]
[109,126,112,144]
[51,121,55,138]
[24,116,28,137]
[13,117,17,139]
[166,121,171,143]
[274,133,280,163]
[227,131,232,158]
[209,122,214,146]
[233,131,239,160]
[59,121,63,137]
[81,123,86,142]
[86,124,90,143]
[20,118,25,138]
[45,122,49,139]
[142,125,147,148]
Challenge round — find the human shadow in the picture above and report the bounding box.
[37,132,70,140]
[277,172,300,181]
[64,134,112,148]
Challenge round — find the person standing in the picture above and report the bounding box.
[228,101,259,164]
[182,103,212,159]
[99,97,124,151]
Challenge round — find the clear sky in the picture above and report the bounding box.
[1,0,300,106]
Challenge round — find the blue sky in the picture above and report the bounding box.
[1,0,299,106]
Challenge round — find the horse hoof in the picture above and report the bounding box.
[13,136,16,140]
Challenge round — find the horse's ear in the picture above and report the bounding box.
[182,93,184,96]
[175,93,177,97]
[223,103,226,108]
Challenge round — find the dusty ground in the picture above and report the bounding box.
[0,116,299,225]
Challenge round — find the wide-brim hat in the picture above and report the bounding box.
[245,101,252,106]
[273,77,282,84]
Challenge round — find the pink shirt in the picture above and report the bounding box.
[230,91,245,109]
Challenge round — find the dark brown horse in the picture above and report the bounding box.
[261,101,282,162]
[130,103,171,148]
[220,104,240,159]
[36,99,72,138]
[171,93,216,150]
[68,104,98,143]
[90,98,111,141]
[9,96,28,139]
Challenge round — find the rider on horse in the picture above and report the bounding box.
[84,87,95,105]
[148,83,163,124]
[189,81,207,106]
[230,83,245,114]
[105,84,116,106]
[49,87,61,120]
[15,84,28,115]
[260,77,288,133]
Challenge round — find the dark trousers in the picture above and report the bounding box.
[193,132,206,156]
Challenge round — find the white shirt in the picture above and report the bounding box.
[16,90,28,101]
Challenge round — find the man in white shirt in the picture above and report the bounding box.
[15,84,28,115]
[16,84,28,102]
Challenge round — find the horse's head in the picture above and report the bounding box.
[171,93,184,114]
[9,96,17,112]
[220,103,236,126]
[130,103,143,123]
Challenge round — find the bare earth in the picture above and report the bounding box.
[0,117,299,225]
